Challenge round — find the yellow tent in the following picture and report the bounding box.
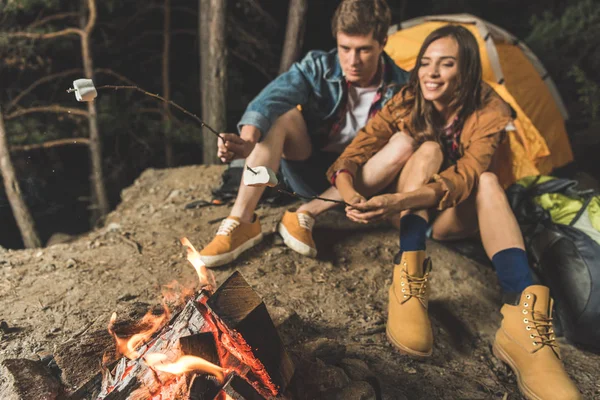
[385,14,573,187]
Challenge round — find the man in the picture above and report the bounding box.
[199,0,411,267]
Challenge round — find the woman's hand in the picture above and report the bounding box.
[346,193,405,224]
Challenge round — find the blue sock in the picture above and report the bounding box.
[399,214,428,253]
[491,248,534,293]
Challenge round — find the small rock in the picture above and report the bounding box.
[300,338,347,364]
[338,358,376,382]
[308,360,350,392]
[65,259,77,269]
[41,264,56,273]
[0,321,9,332]
[404,366,417,374]
[0,359,61,400]
[35,251,44,258]
[118,293,138,302]
[166,189,181,202]
[106,222,121,232]
[333,380,377,400]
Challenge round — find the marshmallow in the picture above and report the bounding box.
[243,166,279,187]
[72,79,97,102]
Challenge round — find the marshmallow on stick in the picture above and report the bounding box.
[243,166,279,187]
[70,79,97,102]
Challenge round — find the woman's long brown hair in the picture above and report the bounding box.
[398,25,483,144]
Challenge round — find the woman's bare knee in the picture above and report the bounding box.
[476,172,503,203]
[417,141,442,157]
[387,131,415,166]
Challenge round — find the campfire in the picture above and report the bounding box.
[73,238,294,400]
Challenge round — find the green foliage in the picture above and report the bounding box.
[526,0,600,129]
[5,117,65,146]
[0,0,62,14]
[569,66,600,121]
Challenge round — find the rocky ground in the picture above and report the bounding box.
[0,165,599,399]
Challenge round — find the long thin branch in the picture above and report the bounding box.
[94,68,139,86]
[28,12,79,30]
[230,49,274,80]
[5,106,88,120]
[6,68,82,112]
[5,28,83,40]
[94,85,224,140]
[83,0,97,35]
[9,138,90,153]
[243,0,278,29]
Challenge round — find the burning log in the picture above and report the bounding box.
[205,272,295,395]
[65,237,293,400]
[73,278,293,399]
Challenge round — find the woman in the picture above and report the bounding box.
[327,25,580,400]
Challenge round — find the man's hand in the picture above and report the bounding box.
[217,133,255,163]
[346,193,404,224]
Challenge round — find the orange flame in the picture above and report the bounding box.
[144,352,225,383]
[108,305,171,360]
[180,237,216,291]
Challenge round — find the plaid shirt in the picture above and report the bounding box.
[440,117,462,165]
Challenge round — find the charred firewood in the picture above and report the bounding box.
[207,271,295,393]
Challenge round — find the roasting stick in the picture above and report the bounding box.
[243,165,350,207]
[67,79,260,174]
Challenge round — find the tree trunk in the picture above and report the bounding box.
[162,0,173,167]
[81,0,109,221]
[0,111,41,248]
[200,0,227,165]
[279,0,308,74]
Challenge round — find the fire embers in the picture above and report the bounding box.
[99,238,294,400]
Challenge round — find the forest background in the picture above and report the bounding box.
[0,0,599,249]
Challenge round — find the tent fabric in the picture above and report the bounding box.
[385,14,573,188]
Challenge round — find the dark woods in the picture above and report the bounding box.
[0,0,598,249]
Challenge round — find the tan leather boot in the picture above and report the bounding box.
[386,250,433,357]
[493,285,581,400]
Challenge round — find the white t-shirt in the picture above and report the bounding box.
[323,84,380,153]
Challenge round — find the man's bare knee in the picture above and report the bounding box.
[266,108,311,160]
[270,108,305,137]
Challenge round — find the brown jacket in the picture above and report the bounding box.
[326,84,513,210]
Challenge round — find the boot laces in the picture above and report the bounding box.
[297,212,315,231]
[400,269,428,305]
[216,218,240,236]
[529,312,557,353]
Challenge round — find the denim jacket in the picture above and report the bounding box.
[238,49,410,141]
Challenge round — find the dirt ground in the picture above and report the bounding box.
[1,165,599,399]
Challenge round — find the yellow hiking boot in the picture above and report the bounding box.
[386,250,433,357]
[493,285,581,400]
[277,209,317,258]
[199,215,262,267]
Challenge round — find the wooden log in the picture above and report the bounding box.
[54,329,115,392]
[96,294,210,399]
[179,333,219,365]
[187,374,220,400]
[221,373,265,400]
[207,271,295,394]
[0,359,61,400]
